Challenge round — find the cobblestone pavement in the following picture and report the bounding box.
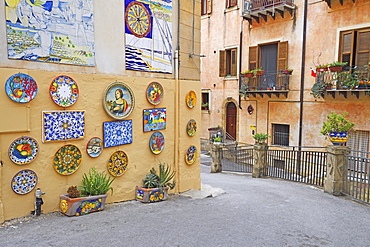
[0,153,369,247]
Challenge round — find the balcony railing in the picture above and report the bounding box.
[240,72,291,98]
[243,0,295,23]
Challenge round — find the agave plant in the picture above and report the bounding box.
[143,163,176,189]
[80,168,115,196]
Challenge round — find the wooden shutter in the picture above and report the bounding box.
[201,0,207,15]
[208,0,212,14]
[339,31,354,65]
[230,0,237,7]
[356,29,370,67]
[249,46,258,71]
[219,50,226,77]
[231,48,237,76]
[277,41,288,71]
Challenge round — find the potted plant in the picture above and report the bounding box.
[201,102,209,110]
[316,64,329,72]
[320,111,355,146]
[282,67,293,75]
[328,61,347,72]
[241,70,254,77]
[252,67,264,76]
[136,163,176,203]
[60,168,115,216]
[213,136,222,143]
[310,82,327,99]
[252,133,270,144]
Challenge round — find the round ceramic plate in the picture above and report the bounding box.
[50,75,79,107]
[11,169,38,195]
[146,81,163,105]
[185,145,197,165]
[103,82,135,119]
[8,136,39,165]
[186,91,197,108]
[186,119,197,137]
[107,151,128,177]
[5,73,38,103]
[149,131,165,154]
[53,144,82,175]
[86,137,103,158]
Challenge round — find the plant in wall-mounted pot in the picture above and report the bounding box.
[252,133,270,144]
[316,64,329,72]
[60,168,115,216]
[320,111,355,146]
[241,70,254,78]
[136,163,176,203]
[282,67,293,75]
[252,67,264,76]
[328,61,347,72]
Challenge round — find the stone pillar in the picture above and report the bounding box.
[252,143,268,178]
[324,145,349,196]
[211,143,222,173]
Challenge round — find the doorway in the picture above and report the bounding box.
[226,102,237,140]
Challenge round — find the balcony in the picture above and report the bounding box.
[324,0,356,8]
[242,0,295,24]
[239,72,291,98]
[314,66,370,99]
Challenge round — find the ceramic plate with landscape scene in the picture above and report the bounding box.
[8,136,39,165]
[11,169,38,195]
[49,75,79,107]
[186,90,196,108]
[86,137,103,158]
[146,81,163,105]
[186,119,197,137]
[185,145,197,165]
[103,82,135,120]
[5,73,38,103]
[53,144,82,175]
[107,150,128,177]
[149,131,164,154]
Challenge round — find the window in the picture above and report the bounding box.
[201,0,212,15]
[219,48,237,77]
[339,28,370,67]
[272,124,289,146]
[347,130,369,153]
[226,0,237,8]
[201,90,210,111]
[249,41,288,72]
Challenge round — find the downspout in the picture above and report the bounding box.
[174,0,180,193]
[238,20,244,110]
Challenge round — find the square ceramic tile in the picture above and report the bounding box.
[103,120,133,148]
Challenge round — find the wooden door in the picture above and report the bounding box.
[226,102,237,140]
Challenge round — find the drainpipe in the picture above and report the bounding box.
[174,0,180,193]
[238,22,244,110]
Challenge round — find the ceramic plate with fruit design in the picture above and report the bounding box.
[8,137,39,165]
[5,73,38,103]
[49,75,79,107]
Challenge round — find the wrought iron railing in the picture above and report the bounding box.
[221,145,254,173]
[244,0,295,13]
[240,72,291,92]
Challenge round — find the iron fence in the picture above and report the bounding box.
[344,150,370,204]
[221,145,254,173]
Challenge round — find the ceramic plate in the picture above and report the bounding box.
[185,145,197,165]
[107,150,128,177]
[103,82,135,119]
[5,73,38,103]
[146,81,163,105]
[186,119,197,137]
[53,144,82,175]
[50,75,79,107]
[86,137,103,158]
[149,131,165,154]
[8,136,39,165]
[11,169,38,195]
[186,90,197,108]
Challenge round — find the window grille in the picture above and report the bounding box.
[272,124,289,146]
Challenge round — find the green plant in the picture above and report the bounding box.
[310,82,327,99]
[328,61,347,67]
[143,163,176,189]
[201,102,209,108]
[241,70,253,74]
[80,168,115,196]
[316,64,329,68]
[213,136,221,142]
[252,133,270,143]
[320,111,355,136]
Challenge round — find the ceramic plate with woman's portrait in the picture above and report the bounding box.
[103,82,135,119]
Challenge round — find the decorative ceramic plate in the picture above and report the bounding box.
[103,82,135,119]
[149,131,165,155]
[107,151,128,177]
[8,136,39,165]
[5,73,38,103]
[86,137,103,158]
[146,81,163,105]
[53,144,82,175]
[50,75,79,107]
[125,1,152,38]
[11,169,38,195]
[186,119,197,137]
[186,91,197,108]
[185,145,197,165]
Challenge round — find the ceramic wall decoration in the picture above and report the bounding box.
[107,150,128,177]
[103,82,135,119]
[50,75,79,107]
[8,136,39,165]
[103,120,133,148]
[5,73,38,103]
[185,145,197,165]
[43,110,85,143]
[86,137,103,158]
[11,169,38,195]
[146,81,163,105]
[186,119,197,137]
[53,144,82,175]
[143,108,166,132]
[186,90,196,108]
[149,131,164,154]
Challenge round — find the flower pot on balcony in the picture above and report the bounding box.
[242,72,254,78]
[282,70,293,75]
[255,70,264,76]
[316,67,328,72]
[328,66,343,72]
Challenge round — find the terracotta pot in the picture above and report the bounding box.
[242,73,253,78]
[316,67,328,72]
[60,194,108,216]
[328,66,343,72]
[255,70,264,76]
[136,186,169,203]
